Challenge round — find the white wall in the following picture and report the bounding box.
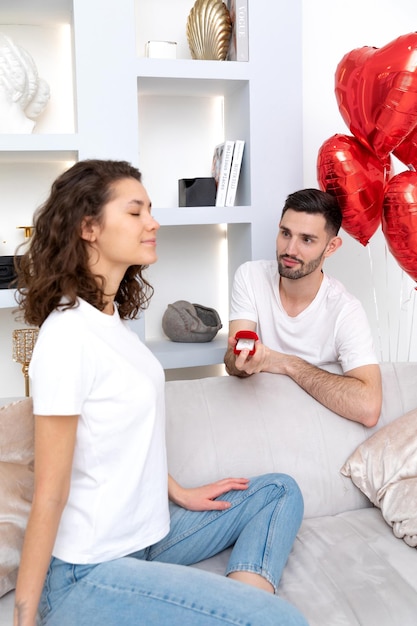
[302,0,417,362]
[2,2,416,399]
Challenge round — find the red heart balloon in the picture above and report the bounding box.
[393,124,417,169]
[335,32,417,159]
[383,170,417,283]
[317,134,387,246]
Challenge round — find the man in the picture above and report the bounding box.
[224,188,382,426]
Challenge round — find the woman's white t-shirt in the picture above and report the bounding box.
[29,298,170,564]
[230,260,378,373]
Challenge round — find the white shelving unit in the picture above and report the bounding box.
[0,0,303,392]
[0,290,17,309]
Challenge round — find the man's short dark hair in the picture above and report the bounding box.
[282,189,342,236]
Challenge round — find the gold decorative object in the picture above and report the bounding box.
[12,328,39,397]
[186,0,232,61]
[17,226,34,238]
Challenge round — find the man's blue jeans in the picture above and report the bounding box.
[38,474,307,625]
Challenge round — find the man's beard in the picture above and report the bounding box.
[277,249,326,280]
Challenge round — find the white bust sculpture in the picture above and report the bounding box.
[0,32,50,134]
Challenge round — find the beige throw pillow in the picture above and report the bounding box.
[0,399,34,597]
[341,407,417,547]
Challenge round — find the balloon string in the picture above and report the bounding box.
[395,273,405,362]
[407,284,416,362]
[367,241,383,362]
[398,275,416,362]
[383,242,392,362]
[380,244,416,362]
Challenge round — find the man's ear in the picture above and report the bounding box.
[324,235,342,258]
[80,217,97,242]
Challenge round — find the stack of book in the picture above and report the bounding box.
[211,140,245,207]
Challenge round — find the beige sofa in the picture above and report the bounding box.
[1,361,417,625]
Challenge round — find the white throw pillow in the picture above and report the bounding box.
[341,407,417,547]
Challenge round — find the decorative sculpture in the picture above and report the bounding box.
[186,0,232,61]
[0,32,50,133]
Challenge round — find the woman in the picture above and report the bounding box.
[14,159,307,626]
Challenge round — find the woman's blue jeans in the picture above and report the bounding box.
[38,473,307,625]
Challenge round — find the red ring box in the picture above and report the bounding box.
[234,330,259,355]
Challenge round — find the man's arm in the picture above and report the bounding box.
[278,357,382,427]
[224,321,382,426]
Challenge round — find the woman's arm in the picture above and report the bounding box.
[168,474,249,511]
[14,414,79,626]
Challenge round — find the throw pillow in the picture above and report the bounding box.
[341,407,417,547]
[0,399,34,598]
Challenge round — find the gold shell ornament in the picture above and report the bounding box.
[186,0,232,61]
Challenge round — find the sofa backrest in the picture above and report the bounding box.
[165,362,417,519]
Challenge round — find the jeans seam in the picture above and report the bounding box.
[149,508,223,558]
[225,479,291,593]
[78,577,255,625]
[264,481,288,591]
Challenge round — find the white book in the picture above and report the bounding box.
[225,140,245,206]
[213,140,235,207]
[227,0,249,62]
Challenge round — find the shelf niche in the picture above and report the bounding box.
[135,0,197,60]
[0,2,75,136]
[137,76,250,209]
[0,159,76,258]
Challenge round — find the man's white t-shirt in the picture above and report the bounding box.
[230,260,378,372]
[29,298,170,564]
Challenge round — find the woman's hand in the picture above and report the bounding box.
[168,475,249,511]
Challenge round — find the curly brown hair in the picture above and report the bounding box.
[16,159,154,327]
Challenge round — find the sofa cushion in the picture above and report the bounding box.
[341,407,417,547]
[281,508,417,625]
[193,508,417,626]
[0,399,34,598]
[165,363,417,519]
